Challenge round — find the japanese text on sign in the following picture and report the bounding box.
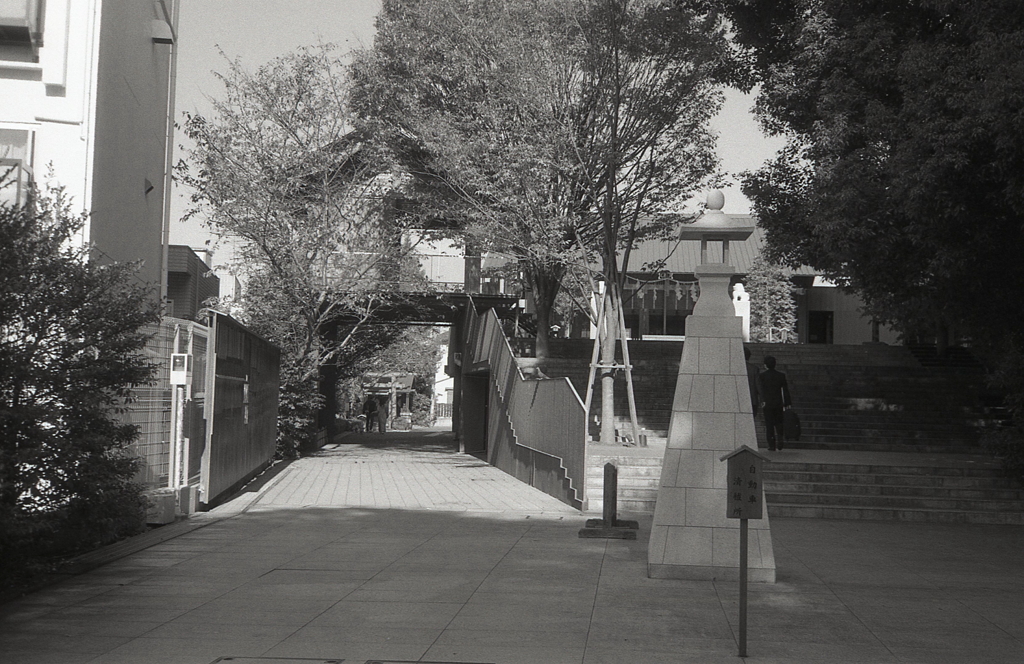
[726,458,763,519]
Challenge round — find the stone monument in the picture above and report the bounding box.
[647,191,776,582]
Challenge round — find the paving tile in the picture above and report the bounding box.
[448,602,593,633]
[142,619,300,641]
[3,615,163,638]
[0,631,132,654]
[169,605,326,627]
[740,640,900,663]
[83,635,282,664]
[433,627,589,649]
[584,630,737,653]
[261,638,428,662]
[870,627,1022,651]
[423,643,584,664]
[463,590,593,614]
[584,645,749,663]
[590,601,733,637]
[5,432,1024,664]
[0,649,98,664]
[286,623,441,645]
[193,593,339,614]
[48,605,194,624]
[308,600,463,630]
[887,645,1024,664]
[65,592,213,611]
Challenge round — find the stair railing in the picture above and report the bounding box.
[459,300,587,508]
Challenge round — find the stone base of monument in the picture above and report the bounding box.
[578,519,639,540]
[649,564,775,583]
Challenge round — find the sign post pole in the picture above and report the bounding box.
[720,445,770,658]
[739,516,748,657]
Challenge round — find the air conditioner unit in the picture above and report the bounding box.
[145,488,177,525]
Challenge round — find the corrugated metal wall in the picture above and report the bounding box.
[200,312,281,506]
[125,314,279,507]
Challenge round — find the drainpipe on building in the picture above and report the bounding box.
[158,0,180,305]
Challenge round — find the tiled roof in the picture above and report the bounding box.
[623,221,817,277]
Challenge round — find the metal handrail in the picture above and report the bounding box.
[461,303,587,507]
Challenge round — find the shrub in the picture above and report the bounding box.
[0,192,157,589]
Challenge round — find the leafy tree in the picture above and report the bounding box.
[0,191,157,585]
[694,0,1024,468]
[351,0,728,366]
[744,257,797,343]
[177,46,422,455]
[703,0,1024,352]
[353,0,731,445]
[360,326,445,425]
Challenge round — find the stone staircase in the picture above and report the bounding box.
[764,454,1024,524]
[746,343,1000,453]
[529,340,1022,522]
[585,449,662,514]
[540,339,685,444]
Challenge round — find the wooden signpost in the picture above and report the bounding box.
[720,445,770,658]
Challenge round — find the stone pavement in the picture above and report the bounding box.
[1,427,1023,664]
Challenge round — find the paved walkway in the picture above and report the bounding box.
[1,427,1023,663]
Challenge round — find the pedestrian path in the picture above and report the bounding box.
[252,429,576,513]
[1,427,1023,663]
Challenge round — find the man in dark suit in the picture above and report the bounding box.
[757,355,792,451]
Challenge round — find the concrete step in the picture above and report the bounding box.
[765,470,1015,487]
[766,503,1024,524]
[587,497,658,515]
[765,481,1024,501]
[765,488,1024,511]
[584,450,1024,520]
[585,469,663,484]
[782,442,987,454]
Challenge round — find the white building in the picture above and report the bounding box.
[1,0,179,297]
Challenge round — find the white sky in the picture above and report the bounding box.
[168,0,783,251]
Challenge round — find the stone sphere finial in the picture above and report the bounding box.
[707,190,725,211]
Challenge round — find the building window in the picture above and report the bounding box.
[808,311,834,344]
[0,0,45,48]
[0,128,34,206]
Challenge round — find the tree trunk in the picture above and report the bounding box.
[318,363,340,440]
[535,303,552,367]
[600,290,618,446]
[528,265,564,374]
[464,238,481,294]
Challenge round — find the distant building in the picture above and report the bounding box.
[0,0,179,297]
[406,222,898,346]
[622,223,899,345]
[166,245,219,321]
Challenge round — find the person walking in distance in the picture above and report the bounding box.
[757,355,792,451]
[376,401,387,435]
[362,396,379,433]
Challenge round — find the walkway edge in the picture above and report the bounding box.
[0,458,299,606]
